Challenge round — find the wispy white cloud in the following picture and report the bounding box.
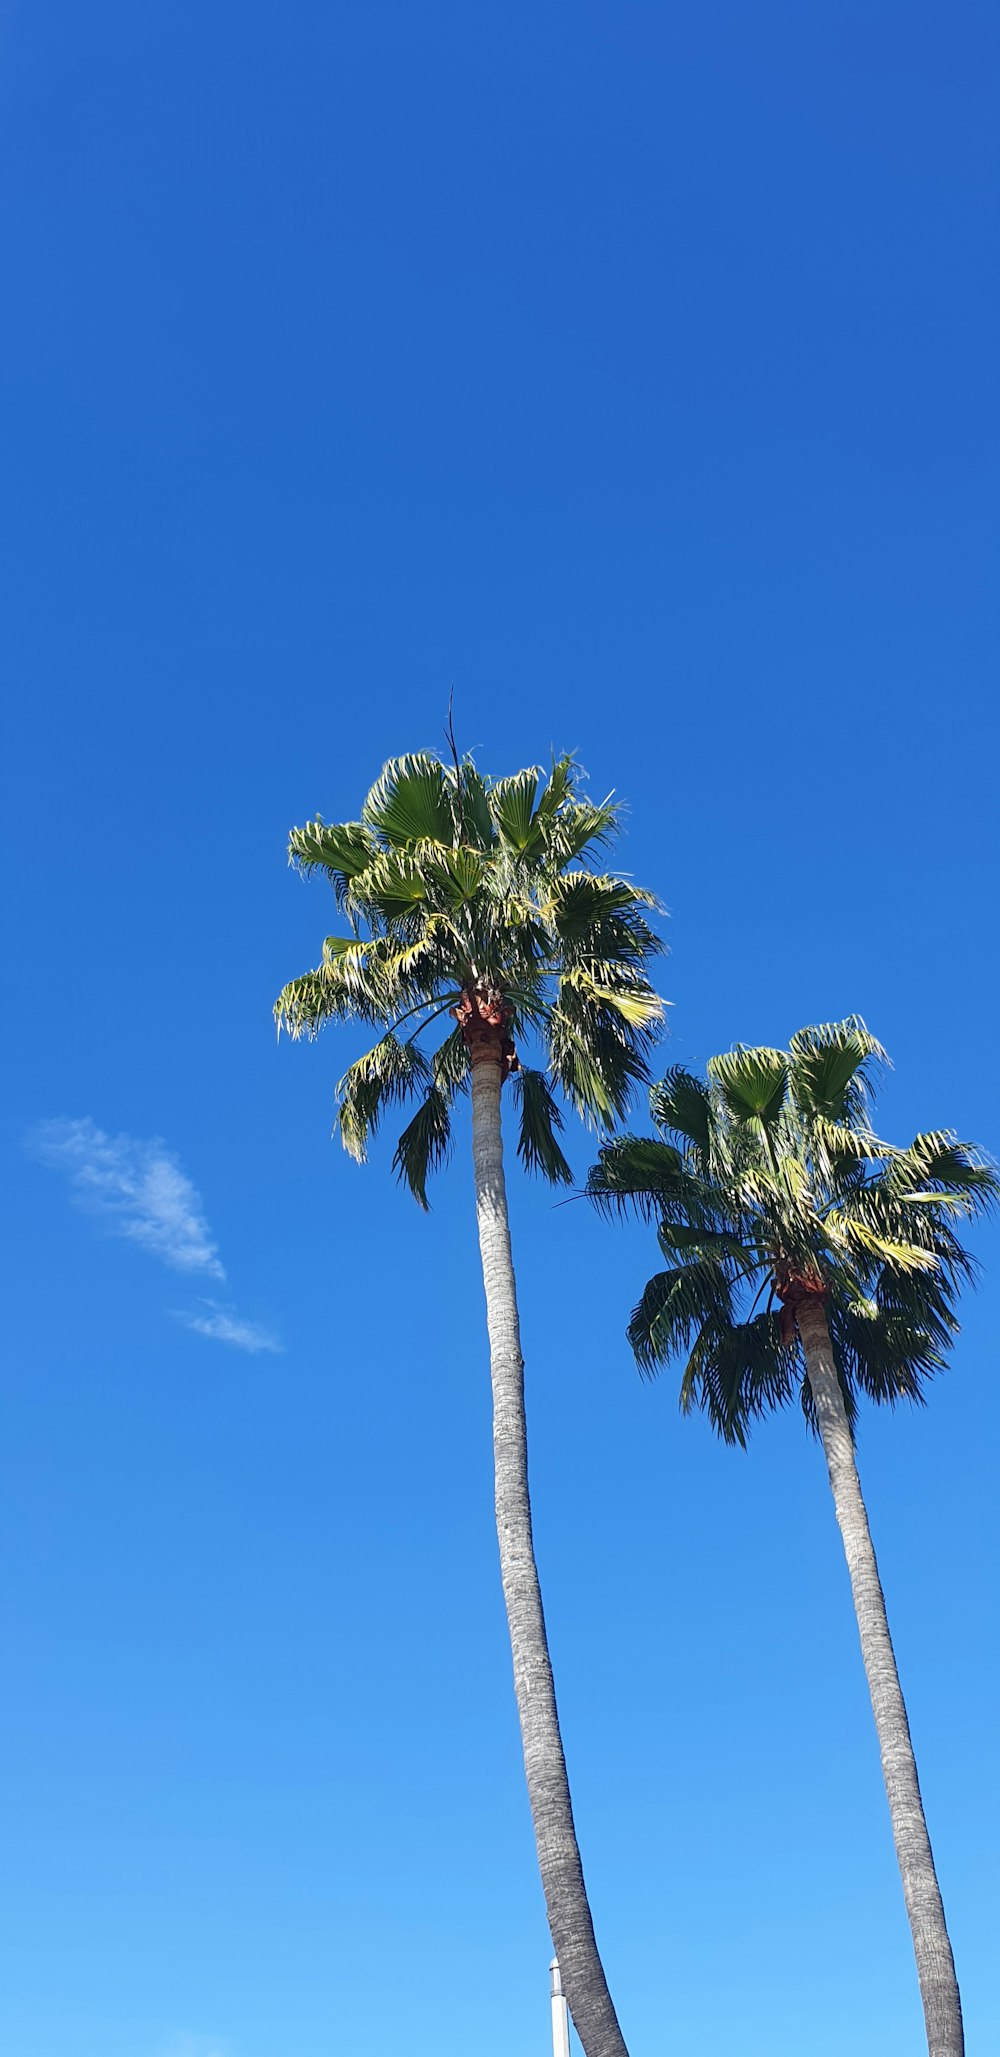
[31,1118,225,1278]
[31,1117,283,1353]
[174,1299,283,1356]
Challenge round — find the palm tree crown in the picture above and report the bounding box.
[587,1018,997,1439]
[276,750,665,1195]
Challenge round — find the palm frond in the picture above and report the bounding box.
[589,1019,991,1445]
[788,1017,886,1129]
[626,1259,735,1375]
[587,1136,685,1219]
[425,846,486,909]
[828,1272,955,1411]
[281,749,665,1207]
[430,1025,471,1094]
[530,753,574,830]
[392,1085,455,1208]
[489,767,541,851]
[451,760,496,850]
[548,993,653,1129]
[545,796,620,867]
[681,1311,799,1447]
[587,1137,725,1229]
[336,1034,431,1161]
[882,1131,1000,1213]
[656,1221,759,1274]
[708,1046,789,1137]
[509,1068,573,1185]
[288,819,377,906]
[560,965,664,1031]
[362,752,455,848]
[349,849,433,923]
[649,1067,715,1160]
[545,871,657,942]
[274,962,386,1038]
[823,1214,939,1276]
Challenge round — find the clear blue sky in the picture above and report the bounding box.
[2,6,998,2054]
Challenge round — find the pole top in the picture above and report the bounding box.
[549,1959,563,1997]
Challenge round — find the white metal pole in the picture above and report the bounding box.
[550,1958,571,2057]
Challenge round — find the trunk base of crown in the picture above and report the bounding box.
[774,1270,828,1346]
[454,989,519,1075]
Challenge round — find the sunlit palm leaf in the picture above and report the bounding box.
[788,1018,885,1125]
[708,1046,789,1130]
[362,752,455,848]
[288,819,377,906]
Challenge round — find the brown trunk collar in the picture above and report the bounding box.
[453,988,519,1075]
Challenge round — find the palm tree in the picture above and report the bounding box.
[276,748,664,2057]
[587,1020,997,2057]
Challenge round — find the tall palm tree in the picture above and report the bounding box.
[587,1020,997,2057]
[276,749,664,2057]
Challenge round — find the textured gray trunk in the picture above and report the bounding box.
[470,1052,630,2057]
[796,1297,963,2057]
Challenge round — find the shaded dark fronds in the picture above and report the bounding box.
[509,1068,573,1186]
[392,1086,455,1209]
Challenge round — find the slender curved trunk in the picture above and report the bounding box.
[796,1296,963,2057]
[470,1049,630,2057]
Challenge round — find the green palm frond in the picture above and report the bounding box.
[559,964,664,1031]
[392,1085,455,1208]
[545,872,658,944]
[587,1137,724,1230]
[587,1136,686,1220]
[274,961,387,1038]
[882,1131,1000,1211]
[350,848,433,923]
[459,768,495,849]
[530,753,574,831]
[425,847,487,908]
[656,1221,759,1273]
[824,1215,939,1275]
[626,1259,735,1375]
[827,1271,955,1411]
[788,1018,886,1126]
[489,768,541,851]
[509,1068,573,1186]
[287,819,376,905]
[589,1016,994,1443]
[546,796,620,866]
[708,1046,789,1157]
[430,1025,471,1095]
[337,1034,431,1161]
[548,991,653,1130]
[278,745,665,1203]
[681,1312,799,1447]
[649,1067,715,1162]
[362,752,455,848]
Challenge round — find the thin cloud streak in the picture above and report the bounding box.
[30,1117,225,1278]
[174,1301,283,1355]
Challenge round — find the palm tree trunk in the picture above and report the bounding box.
[796,1295,963,2057]
[470,1049,630,2057]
